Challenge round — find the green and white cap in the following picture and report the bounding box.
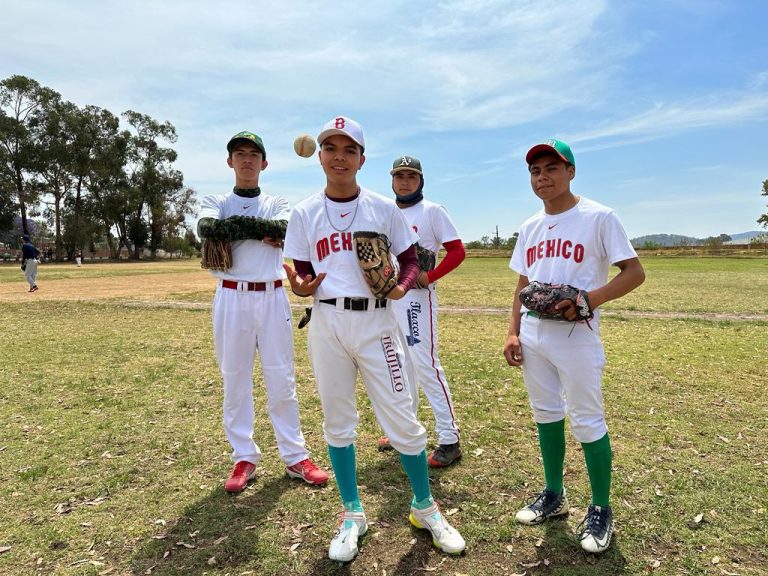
[390,155,422,175]
[227,131,266,158]
[526,139,574,166]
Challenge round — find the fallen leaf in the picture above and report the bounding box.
[506,545,514,553]
[445,508,459,516]
[520,561,541,568]
[207,556,217,565]
[534,538,543,547]
[693,513,704,523]
[649,559,661,569]
[472,448,484,457]
[717,435,730,443]
[213,536,228,545]
[175,542,196,549]
[289,543,301,552]
[712,556,720,565]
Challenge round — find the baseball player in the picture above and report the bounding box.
[283,116,466,562]
[197,131,328,494]
[20,234,40,292]
[503,139,645,553]
[379,156,465,468]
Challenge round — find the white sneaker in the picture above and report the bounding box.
[328,509,368,562]
[577,504,613,554]
[409,501,466,554]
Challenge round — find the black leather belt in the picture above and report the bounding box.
[320,297,387,311]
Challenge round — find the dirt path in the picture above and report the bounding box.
[0,271,215,302]
[3,271,766,322]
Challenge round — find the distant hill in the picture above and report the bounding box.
[726,231,765,244]
[631,234,700,248]
[631,230,765,248]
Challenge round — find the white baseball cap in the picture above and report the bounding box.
[317,116,365,151]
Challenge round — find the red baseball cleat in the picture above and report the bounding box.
[286,458,329,486]
[377,437,394,451]
[224,461,257,493]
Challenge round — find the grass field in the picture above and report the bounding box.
[0,257,766,575]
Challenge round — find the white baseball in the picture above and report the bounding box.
[293,134,316,158]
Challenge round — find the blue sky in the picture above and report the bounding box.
[2,0,767,241]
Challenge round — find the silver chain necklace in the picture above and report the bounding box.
[324,188,360,232]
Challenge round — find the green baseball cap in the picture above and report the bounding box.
[526,139,574,166]
[227,131,266,158]
[390,155,423,175]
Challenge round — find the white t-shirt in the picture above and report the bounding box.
[284,187,418,300]
[510,197,637,315]
[197,192,289,282]
[399,199,460,253]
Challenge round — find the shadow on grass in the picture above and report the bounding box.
[534,518,628,575]
[305,450,474,575]
[129,476,291,576]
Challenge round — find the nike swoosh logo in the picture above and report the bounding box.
[340,212,351,218]
[548,224,558,229]
[243,205,251,210]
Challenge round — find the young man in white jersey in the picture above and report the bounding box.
[503,139,645,554]
[283,117,466,562]
[378,156,465,468]
[197,131,328,494]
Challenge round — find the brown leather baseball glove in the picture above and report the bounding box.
[353,231,398,299]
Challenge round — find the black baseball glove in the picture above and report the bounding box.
[519,281,593,322]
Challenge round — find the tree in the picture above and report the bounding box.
[0,188,15,235]
[122,110,191,258]
[758,179,768,229]
[0,75,60,235]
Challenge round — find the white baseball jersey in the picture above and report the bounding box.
[198,192,289,282]
[399,199,459,256]
[198,190,309,467]
[283,188,418,298]
[509,196,637,442]
[510,196,637,322]
[284,188,427,455]
[391,199,461,445]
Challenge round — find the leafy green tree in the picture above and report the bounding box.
[759,179,768,229]
[122,110,192,258]
[0,75,59,235]
[0,188,15,234]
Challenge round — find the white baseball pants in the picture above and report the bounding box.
[212,282,309,467]
[307,299,427,456]
[391,286,459,445]
[519,314,608,443]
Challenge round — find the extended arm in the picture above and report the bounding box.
[424,239,465,285]
[503,274,529,367]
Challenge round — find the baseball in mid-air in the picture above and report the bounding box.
[293,134,316,158]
